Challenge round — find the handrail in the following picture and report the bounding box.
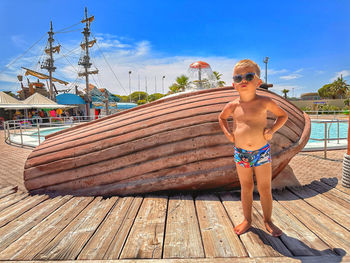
[305,119,348,158]
[3,115,105,148]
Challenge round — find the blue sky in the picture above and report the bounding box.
[0,0,349,96]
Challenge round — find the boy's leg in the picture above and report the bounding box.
[234,164,254,235]
[254,163,282,237]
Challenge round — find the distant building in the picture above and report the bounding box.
[300,92,321,100]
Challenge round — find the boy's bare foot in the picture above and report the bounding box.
[264,221,282,237]
[234,219,251,235]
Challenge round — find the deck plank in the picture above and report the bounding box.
[253,195,335,256]
[220,192,285,257]
[320,177,350,194]
[0,195,71,252]
[0,192,28,212]
[273,189,350,252]
[0,186,18,199]
[33,197,117,260]
[119,195,167,259]
[195,194,247,258]
[0,196,93,260]
[0,194,49,228]
[288,186,350,231]
[77,197,138,259]
[308,181,350,209]
[163,194,204,259]
[103,196,143,259]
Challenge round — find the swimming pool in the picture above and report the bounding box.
[31,127,68,137]
[304,120,348,150]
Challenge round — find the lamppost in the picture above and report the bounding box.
[162,75,165,94]
[128,70,132,102]
[263,57,269,83]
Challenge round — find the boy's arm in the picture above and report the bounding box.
[218,102,235,143]
[264,99,288,140]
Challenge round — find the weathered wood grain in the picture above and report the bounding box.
[253,194,335,256]
[163,194,204,258]
[0,196,93,260]
[0,194,49,228]
[320,177,350,195]
[77,197,137,259]
[119,195,168,259]
[273,189,350,251]
[33,197,116,260]
[195,194,247,257]
[0,192,28,212]
[103,196,143,259]
[288,186,350,231]
[220,192,287,257]
[0,195,71,252]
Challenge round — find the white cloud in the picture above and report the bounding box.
[330,70,350,81]
[280,74,302,80]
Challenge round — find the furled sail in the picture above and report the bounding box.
[22,67,69,85]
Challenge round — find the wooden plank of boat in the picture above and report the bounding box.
[0,196,93,260]
[33,197,115,260]
[219,192,286,257]
[103,196,143,259]
[0,186,18,199]
[195,194,247,257]
[119,195,168,259]
[0,195,70,252]
[24,87,311,196]
[163,194,204,258]
[253,196,335,256]
[273,189,350,251]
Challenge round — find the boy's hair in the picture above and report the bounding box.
[234,59,261,78]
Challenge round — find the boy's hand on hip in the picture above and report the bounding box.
[227,133,235,143]
[264,128,273,141]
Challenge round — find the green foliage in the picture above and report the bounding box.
[213,71,226,87]
[114,95,130,102]
[148,93,165,102]
[281,89,289,99]
[317,104,340,114]
[168,75,189,94]
[318,77,349,99]
[137,99,147,105]
[300,106,312,112]
[130,91,148,103]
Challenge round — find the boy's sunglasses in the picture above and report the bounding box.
[232,72,256,83]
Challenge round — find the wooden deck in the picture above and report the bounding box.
[0,177,349,262]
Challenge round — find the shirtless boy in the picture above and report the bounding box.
[218,59,288,237]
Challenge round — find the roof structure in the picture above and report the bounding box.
[56,93,86,105]
[0,91,22,104]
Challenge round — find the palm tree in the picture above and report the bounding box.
[331,75,349,99]
[169,75,189,94]
[213,71,226,87]
[282,89,290,99]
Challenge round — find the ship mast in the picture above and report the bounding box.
[41,21,59,101]
[78,7,98,117]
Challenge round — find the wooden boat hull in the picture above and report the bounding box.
[23,87,311,196]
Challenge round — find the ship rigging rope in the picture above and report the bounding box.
[91,32,127,95]
[54,21,82,34]
[55,40,79,73]
[0,32,47,75]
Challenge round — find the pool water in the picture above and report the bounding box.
[31,127,69,137]
[309,121,348,142]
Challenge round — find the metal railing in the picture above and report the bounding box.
[304,119,348,158]
[3,115,104,148]
[304,110,348,118]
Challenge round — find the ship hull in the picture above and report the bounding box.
[24,87,310,196]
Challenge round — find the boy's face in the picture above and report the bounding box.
[233,66,262,94]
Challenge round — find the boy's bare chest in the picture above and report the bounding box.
[232,103,267,122]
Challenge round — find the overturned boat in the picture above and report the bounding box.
[23,86,311,196]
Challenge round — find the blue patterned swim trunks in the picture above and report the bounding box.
[234,143,271,168]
